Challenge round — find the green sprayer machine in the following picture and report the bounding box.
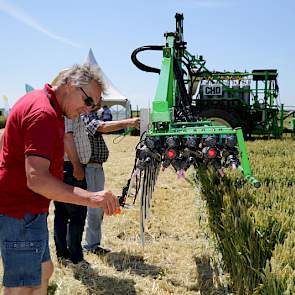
[119,13,272,244]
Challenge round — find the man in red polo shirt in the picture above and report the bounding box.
[0,64,119,294]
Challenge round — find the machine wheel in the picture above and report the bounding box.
[199,109,248,136]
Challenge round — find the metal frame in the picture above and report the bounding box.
[146,13,259,187]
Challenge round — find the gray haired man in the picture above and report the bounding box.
[0,64,119,295]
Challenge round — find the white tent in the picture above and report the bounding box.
[85,49,131,120]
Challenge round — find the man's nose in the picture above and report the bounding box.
[96,98,102,109]
[81,105,93,115]
[96,102,101,110]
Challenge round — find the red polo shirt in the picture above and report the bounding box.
[0,84,65,218]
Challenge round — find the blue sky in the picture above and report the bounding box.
[0,0,294,109]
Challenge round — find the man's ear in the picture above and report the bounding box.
[63,82,74,96]
[64,82,71,92]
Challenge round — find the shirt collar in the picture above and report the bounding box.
[44,83,63,118]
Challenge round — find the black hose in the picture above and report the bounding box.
[131,45,164,74]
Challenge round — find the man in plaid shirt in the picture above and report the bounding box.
[54,115,91,264]
[63,109,139,256]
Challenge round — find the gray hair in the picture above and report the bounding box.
[53,64,106,93]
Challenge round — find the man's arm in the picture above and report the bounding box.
[25,155,118,215]
[64,132,85,180]
[96,118,140,133]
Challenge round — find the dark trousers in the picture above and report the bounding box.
[54,161,87,264]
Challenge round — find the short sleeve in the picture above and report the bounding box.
[64,117,74,133]
[23,111,58,160]
[81,113,101,136]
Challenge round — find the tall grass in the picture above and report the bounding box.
[195,140,295,294]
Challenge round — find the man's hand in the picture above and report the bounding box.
[127,117,140,129]
[90,190,119,215]
[96,117,140,133]
[73,163,85,180]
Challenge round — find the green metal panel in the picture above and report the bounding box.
[151,40,175,123]
[235,129,260,187]
[279,104,284,137]
[135,13,261,187]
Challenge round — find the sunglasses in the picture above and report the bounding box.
[79,87,101,108]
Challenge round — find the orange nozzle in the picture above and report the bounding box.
[114,207,122,215]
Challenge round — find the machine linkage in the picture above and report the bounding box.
[118,12,261,245]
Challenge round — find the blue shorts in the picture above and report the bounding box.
[0,213,51,288]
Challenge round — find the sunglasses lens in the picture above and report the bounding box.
[84,97,94,107]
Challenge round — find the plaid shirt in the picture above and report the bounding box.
[64,116,91,164]
[81,112,109,163]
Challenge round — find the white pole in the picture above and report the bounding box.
[140,108,150,136]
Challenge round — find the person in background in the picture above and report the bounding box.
[63,108,139,255]
[0,64,119,295]
[83,112,139,254]
[53,115,90,264]
[101,105,112,121]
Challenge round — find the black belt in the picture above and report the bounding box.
[64,161,86,168]
[88,160,103,165]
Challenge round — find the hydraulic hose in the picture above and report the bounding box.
[131,45,164,74]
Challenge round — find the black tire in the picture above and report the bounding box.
[199,109,248,137]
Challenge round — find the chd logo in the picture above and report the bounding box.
[203,85,223,96]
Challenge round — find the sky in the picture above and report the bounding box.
[0,0,294,110]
